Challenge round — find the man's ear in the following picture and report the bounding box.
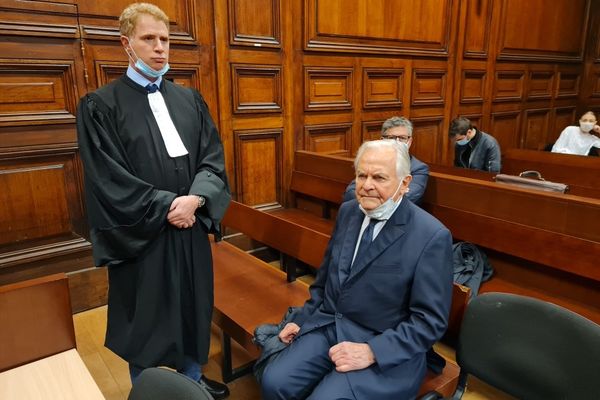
[120,35,130,51]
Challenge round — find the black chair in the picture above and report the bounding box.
[425,292,600,400]
[128,367,214,400]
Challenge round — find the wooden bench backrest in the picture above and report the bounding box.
[502,148,600,198]
[291,151,354,204]
[0,273,75,372]
[422,171,600,283]
[222,200,330,269]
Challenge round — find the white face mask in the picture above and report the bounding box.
[580,122,595,133]
[359,180,404,220]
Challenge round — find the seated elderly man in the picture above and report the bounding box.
[261,140,453,400]
[343,116,429,204]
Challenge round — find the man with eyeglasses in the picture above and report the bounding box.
[343,116,429,204]
[449,116,501,173]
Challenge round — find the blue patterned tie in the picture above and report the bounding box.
[353,218,379,268]
[146,83,159,93]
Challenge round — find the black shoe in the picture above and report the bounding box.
[198,375,230,399]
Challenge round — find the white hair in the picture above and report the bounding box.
[354,140,411,178]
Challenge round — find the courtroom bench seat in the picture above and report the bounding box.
[213,200,466,396]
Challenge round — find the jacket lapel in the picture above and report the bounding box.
[337,208,365,285]
[344,198,411,284]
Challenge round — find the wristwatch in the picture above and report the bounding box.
[196,195,205,208]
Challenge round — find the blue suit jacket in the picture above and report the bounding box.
[343,155,430,204]
[291,198,453,399]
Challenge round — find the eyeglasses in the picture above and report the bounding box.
[381,134,411,143]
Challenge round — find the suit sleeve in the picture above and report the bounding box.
[405,160,429,204]
[342,180,357,203]
[291,204,346,326]
[487,139,502,173]
[367,227,453,370]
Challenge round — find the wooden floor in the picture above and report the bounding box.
[73,305,514,400]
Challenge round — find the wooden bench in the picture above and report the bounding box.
[502,148,600,198]
[213,200,466,396]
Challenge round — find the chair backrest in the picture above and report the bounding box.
[128,368,214,400]
[456,292,600,400]
[0,273,75,372]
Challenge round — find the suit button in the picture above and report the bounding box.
[335,312,343,319]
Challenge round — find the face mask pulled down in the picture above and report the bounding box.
[125,38,170,78]
[359,179,404,220]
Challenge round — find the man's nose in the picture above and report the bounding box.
[154,40,164,52]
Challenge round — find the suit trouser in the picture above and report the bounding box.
[260,324,356,400]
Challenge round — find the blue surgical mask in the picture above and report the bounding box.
[456,137,469,146]
[359,180,404,220]
[125,38,170,79]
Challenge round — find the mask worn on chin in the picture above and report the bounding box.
[580,122,594,133]
[456,137,470,146]
[359,180,404,220]
[125,38,170,79]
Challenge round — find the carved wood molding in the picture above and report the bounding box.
[304,67,353,111]
[303,123,352,155]
[362,68,404,109]
[228,0,281,48]
[0,61,77,127]
[411,69,447,106]
[304,0,452,57]
[460,70,486,104]
[233,128,283,207]
[0,21,78,38]
[493,70,524,102]
[231,64,282,113]
[0,236,91,269]
[527,70,554,100]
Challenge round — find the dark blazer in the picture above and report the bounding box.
[343,155,429,204]
[291,198,453,399]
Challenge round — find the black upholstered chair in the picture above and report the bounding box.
[424,292,600,400]
[128,367,214,400]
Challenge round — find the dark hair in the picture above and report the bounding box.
[449,117,473,137]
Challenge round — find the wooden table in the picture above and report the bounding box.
[0,349,104,399]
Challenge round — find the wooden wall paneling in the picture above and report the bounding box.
[304,0,455,56]
[0,151,88,269]
[462,0,493,58]
[304,67,353,111]
[231,64,282,113]
[521,108,551,150]
[77,0,198,44]
[493,67,525,103]
[0,60,78,128]
[459,69,486,105]
[490,110,522,150]
[361,120,385,144]
[497,0,590,62]
[303,123,352,155]
[409,117,444,165]
[228,0,281,48]
[362,68,404,110]
[410,68,447,107]
[527,69,555,101]
[233,129,283,208]
[556,66,582,100]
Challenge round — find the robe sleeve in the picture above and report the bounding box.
[188,90,231,233]
[77,94,177,267]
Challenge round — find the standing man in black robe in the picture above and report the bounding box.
[76,3,231,399]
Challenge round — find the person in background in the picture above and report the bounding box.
[551,111,600,156]
[261,140,453,400]
[76,3,230,398]
[449,117,501,173]
[343,116,429,204]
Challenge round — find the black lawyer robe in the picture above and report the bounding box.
[76,75,231,369]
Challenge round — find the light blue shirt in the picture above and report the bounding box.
[126,65,163,89]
